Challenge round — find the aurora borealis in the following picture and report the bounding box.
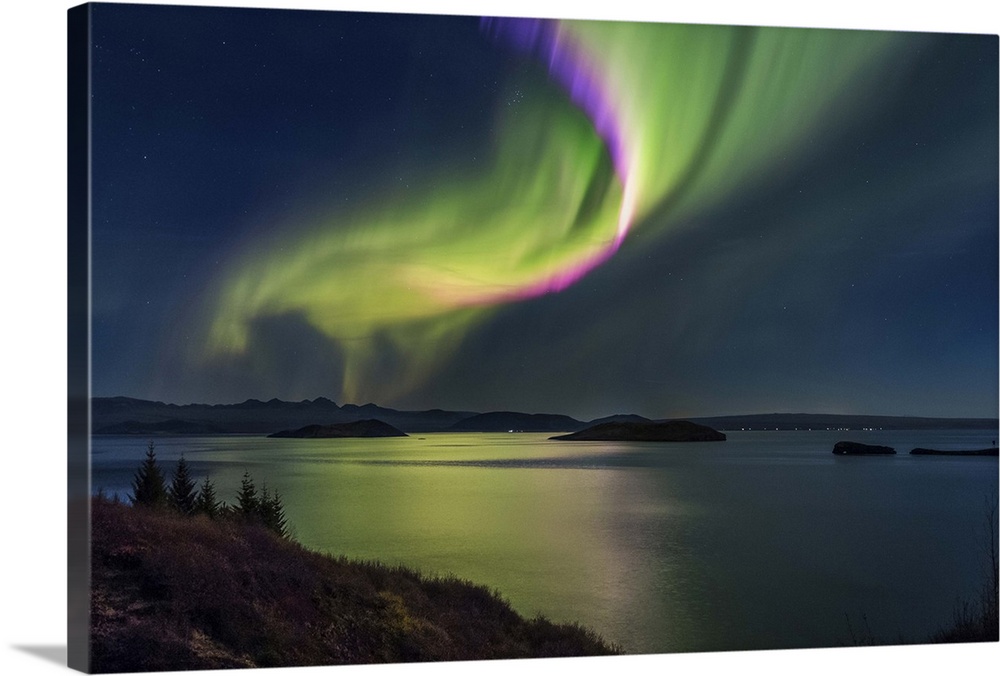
[90,4,998,419]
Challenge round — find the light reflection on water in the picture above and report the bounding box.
[91,430,997,653]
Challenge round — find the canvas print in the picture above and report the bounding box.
[68,2,998,673]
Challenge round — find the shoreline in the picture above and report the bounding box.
[90,498,621,671]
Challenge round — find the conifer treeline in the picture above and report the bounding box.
[128,441,289,538]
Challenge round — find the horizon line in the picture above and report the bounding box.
[89,394,1000,422]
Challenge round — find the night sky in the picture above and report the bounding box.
[88,3,998,420]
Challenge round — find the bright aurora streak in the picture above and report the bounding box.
[197,18,904,404]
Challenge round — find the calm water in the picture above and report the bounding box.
[91,430,998,653]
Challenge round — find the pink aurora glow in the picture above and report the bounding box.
[467,17,637,303]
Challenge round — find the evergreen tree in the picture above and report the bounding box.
[168,454,198,515]
[258,483,289,538]
[235,471,259,518]
[193,476,220,518]
[129,441,167,508]
[266,490,289,538]
[259,482,270,519]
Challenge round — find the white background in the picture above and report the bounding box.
[1,1,997,675]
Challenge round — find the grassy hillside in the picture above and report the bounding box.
[90,498,620,672]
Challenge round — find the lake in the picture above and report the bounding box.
[90,429,998,654]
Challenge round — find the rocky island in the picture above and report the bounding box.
[832,441,896,455]
[909,447,998,456]
[549,420,726,442]
[268,419,407,438]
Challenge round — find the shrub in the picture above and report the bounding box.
[931,499,999,643]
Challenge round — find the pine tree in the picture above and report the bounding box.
[235,471,259,518]
[167,454,198,515]
[257,483,289,538]
[193,476,220,518]
[266,490,289,538]
[259,482,271,519]
[129,441,167,508]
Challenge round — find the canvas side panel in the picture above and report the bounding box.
[67,3,92,672]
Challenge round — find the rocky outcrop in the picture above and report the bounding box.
[910,447,998,456]
[832,441,895,455]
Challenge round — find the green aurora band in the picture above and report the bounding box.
[197,19,908,404]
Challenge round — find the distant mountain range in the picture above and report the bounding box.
[92,396,475,434]
[90,396,998,436]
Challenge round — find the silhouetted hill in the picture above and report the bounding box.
[448,411,585,433]
[90,499,619,671]
[586,414,651,425]
[551,420,726,442]
[91,398,997,435]
[268,419,407,438]
[92,397,475,434]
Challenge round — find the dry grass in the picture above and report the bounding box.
[930,500,999,644]
[89,498,620,672]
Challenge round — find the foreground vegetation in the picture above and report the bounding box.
[89,444,620,671]
[124,441,288,537]
[846,499,998,647]
[929,501,998,643]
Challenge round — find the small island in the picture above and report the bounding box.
[268,419,408,438]
[910,447,998,456]
[832,441,896,455]
[550,420,726,442]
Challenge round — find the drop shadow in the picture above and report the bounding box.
[11,644,67,667]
